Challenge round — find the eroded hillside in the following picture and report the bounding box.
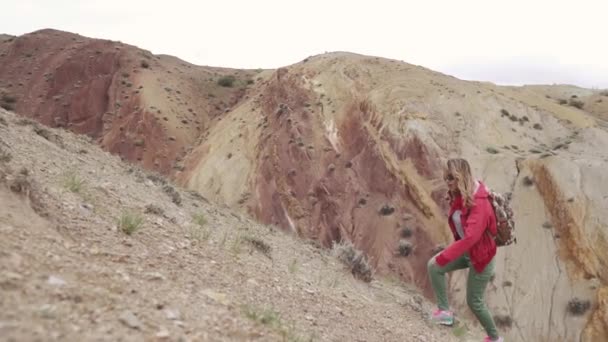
[0,29,262,174]
[177,53,608,341]
[2,29,608,342]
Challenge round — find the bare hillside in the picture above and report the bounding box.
[0,29,262,175]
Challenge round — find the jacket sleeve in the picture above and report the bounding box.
[435,201,487,266]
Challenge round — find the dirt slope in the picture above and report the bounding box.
[0,108,484,341]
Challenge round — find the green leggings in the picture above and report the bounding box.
[427,253,499,339]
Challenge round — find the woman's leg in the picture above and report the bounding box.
[427,253,469,311]
[466,258,499,339]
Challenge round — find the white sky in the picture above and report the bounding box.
[2,0,608,88]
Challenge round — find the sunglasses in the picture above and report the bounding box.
[444,174,455,181]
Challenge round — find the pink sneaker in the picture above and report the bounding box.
[430,309,454,326]
[483,337,504,342]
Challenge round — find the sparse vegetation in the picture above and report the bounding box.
[522,176,534,186]
[242,305,310,341]
[333,240,373,282]
[8,168,31,194]
[567,298,591,316]
[63,172,84,193]
[288,258,298,273]
[163,184,182,205]
[569,98,584,109]
[0,148,12,163]
[400,227,413,238]
[118,211,143,235]
[217,75,236,87]
[600,90,608,97]
[193,213,207,226]
[493,314,513,328]
[486,147,499,154]
[379,204,395,215]
[243,235,272,258]
[144,204,164,216]
[0,93,16,111]
[33,125,52,140]
[398,239,413,257]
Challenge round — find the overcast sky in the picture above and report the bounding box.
[2,0,607,88]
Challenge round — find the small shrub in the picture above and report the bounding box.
[9,168,30,194]
[502,280,513,287]
[193,213,207,226]
[144,204,164,216]
[569,99,584,109]
[163,184,182,205]
[0,117,7,126]
[600,90,608,97]
[398,239,413,257]
[533,123,543,130]
[542,222,553,229]
[379,204,395,216]
[118,212,143,235]
[140,60,149,69]
[1,94,16,104]
[217,75,236,87]
[0,148,11,163]
[494,314,513,328]
[63,172,84,193]
[333,240,373,282]
[400,227,413,238]
[486,147,499,154]
[33,125,52,140]
[243,235,272,259]
[529,149,542,154]
[558,99,568,105]
[500,109,509,116]
[0,102,14,111]
[522,176,534,186]
[567,298,591,316]
[146,172,167,185]
[242,305,281,327]
[509,114,518,122]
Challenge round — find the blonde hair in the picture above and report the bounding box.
[445,158,476,208]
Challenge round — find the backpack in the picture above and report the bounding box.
[487,190,516,247]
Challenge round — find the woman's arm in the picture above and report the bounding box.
[434,204,487,266]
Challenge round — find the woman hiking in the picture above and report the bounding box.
[427,158,504,342]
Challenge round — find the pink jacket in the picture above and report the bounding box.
[435,181,497,273]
